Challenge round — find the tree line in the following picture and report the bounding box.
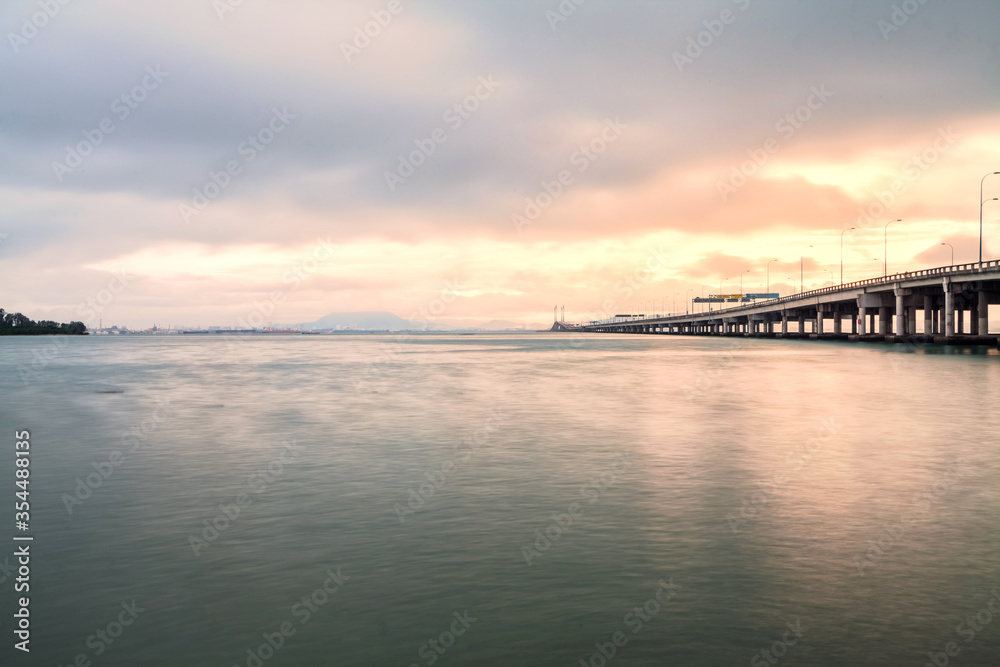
[0,309,87,335]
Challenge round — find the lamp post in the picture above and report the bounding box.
[739,269,750,298]
[840,227,855,284]
[982,196,1000,264]
[687,288,693,314]
[766,259,778,295]
[872,258,884,277]
[800,245,813,293]
[673,292,679,314]
[980,172,1000,264]
[941,242,954,265]
[823,269,833,285]
[884,219,900,277]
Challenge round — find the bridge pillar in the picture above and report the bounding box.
[797,312,805,333]
[781,310,788,335]
[944,278,955,336]
[980,290,989,335]
[908,305,916,336]
[878,307,890,335]
[833,309,842,334]
[970,300,979,335]
[816,307,824,334]
[895,289,906,335]
[858,307,866,335]
[851,311,857,334]
[923,295,933,334]
[957,307,964,334]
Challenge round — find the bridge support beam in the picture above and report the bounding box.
[944,278,955,336]
[781,310,788,335]
[858,307,866,335]
[816,307,824,335]
[833,310,842,334]
[894,288,906,335]
[878,307,890,335]
[971,300,979,335]
[980,290,989,335]
[924,295,933,335]
[908,305,916,336]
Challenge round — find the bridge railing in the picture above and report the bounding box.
[586,260,1000,327]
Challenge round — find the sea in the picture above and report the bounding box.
[1,333,999,666]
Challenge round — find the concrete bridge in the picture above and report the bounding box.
[578,261,1000,344]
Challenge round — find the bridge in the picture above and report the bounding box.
[573,260,1000,344]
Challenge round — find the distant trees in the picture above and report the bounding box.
[0,308,87,335]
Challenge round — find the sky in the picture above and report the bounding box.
[2,0,999,329]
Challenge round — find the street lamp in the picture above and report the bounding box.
[982,195,1000,264]
[980,172,1000,263]
[941,242,954,265]
[800,245,813,293]
[884,219,900,277]
[823,269,833,285]
[673,292,679,314]
[739,269,750,298]
[766,259,778,295]
[687,288,693,314]
[840,227,855,284]
[872,258,884,277]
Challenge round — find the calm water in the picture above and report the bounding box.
[1,333,999,666]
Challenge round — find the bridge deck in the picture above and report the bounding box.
[575,261,1000,344]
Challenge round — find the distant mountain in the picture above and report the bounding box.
[297,311,413,331]
[477,320,533,331]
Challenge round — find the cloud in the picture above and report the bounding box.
[2,0,1000,324]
